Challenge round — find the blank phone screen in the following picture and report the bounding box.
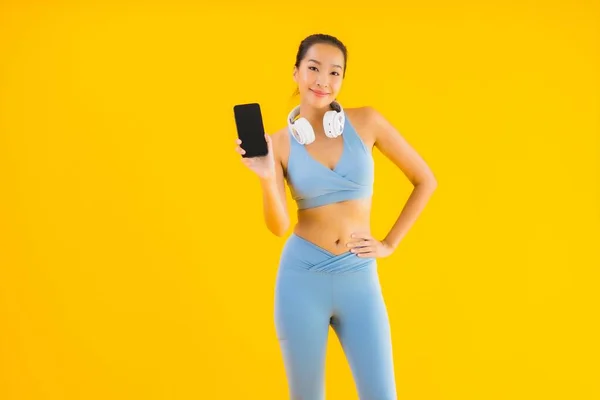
[233,103,268,158]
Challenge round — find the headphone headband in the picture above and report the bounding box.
[287,101,343,124]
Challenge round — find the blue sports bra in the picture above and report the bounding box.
[285,116,374,210]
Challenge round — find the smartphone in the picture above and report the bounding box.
[233,103,268,158]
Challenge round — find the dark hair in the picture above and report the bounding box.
[293,34,348,96]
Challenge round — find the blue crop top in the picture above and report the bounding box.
[286,116,374,210]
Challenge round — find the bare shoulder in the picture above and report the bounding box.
[345,105,410,146]
[344,105,375,121]
[347,106,437,186]
[270,126,290,154]
[345,105,386,126]
[270,126,291,172]
[344,106,381,148]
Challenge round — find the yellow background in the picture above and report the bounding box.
[1,1,598,399]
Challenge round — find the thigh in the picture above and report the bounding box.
[331,266,397,400]
[275,267,332,400]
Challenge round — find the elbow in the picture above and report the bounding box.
[269,225,289,237]
[267,219,290,237]
[428,177,438,190]
[277,220,291,237]
[416,173,438,190]
[271,229,287,237]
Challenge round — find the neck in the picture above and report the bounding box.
[298,102,334,137]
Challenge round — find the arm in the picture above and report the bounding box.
[369,107,438,249]
[235,131,291,237]
[258,159,290,237]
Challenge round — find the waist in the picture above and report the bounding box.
[279,233,376,274]
[294,198,372,255]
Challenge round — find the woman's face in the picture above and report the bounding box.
[294,43,345,109]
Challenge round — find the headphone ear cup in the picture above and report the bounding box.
[323,110,345,138]
[292,117,315,145]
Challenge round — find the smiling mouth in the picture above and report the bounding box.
[310,89,330,96]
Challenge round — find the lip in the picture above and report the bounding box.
[310,89,330,97]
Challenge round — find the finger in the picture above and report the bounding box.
[235,138,242,144]
[356,251,376,258]
[265,133,273,150]
[351,232,372,240]
[347,239,371,248]
[351,246,373,254]
[235,146,246,155]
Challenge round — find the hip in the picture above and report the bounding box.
[278,233,376,275]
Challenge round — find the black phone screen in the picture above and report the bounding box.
[233,103,268,158]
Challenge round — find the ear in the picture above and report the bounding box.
[293,66,298,83]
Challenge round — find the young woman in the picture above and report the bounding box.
[234,34,437,400]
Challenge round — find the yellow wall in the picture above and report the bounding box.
[1,1,598,399]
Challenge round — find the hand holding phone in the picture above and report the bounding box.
[233,103,276,179]
[233,103,269,158]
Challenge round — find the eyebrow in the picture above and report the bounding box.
[308,59,343,69]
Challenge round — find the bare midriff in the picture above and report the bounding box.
[293,197,373,255]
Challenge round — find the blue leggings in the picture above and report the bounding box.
[274,233,397,400]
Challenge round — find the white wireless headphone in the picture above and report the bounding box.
[287,101,346,145]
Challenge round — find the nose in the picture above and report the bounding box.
[316,78,329,88]
[316,72,329,88]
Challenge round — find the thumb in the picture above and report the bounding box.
[265,133,273,149]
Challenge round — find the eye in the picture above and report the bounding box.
[331,71,340,76]
[309,66,318,71]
